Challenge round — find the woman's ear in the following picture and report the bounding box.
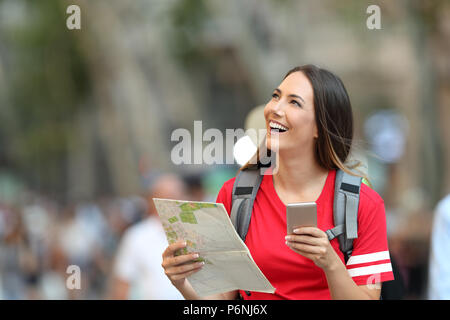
[313,126,319,139]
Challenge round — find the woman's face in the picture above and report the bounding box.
[264,71,318,154]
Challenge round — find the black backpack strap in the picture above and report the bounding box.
[231,168,263,242]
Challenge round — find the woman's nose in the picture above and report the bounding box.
[271,100,285,116]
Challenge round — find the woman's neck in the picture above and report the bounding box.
[273,149,329,199]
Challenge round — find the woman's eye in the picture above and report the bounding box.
[290,100,301,107]
[271,93,279,99]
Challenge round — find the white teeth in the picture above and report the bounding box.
[269,121,288,131]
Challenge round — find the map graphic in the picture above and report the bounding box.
[153,198,275,297]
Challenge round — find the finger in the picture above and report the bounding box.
[163,253,200,268]
[165,261,205,277]
[170,266,204,281]
[293,227,326,238]
[162,240,187,258]
[285,235,322,246]
[291,250,316,261]
[286,241,323,254]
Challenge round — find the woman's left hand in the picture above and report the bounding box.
[285,226,341,271]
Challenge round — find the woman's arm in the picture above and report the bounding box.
[323,257,380,300]
[285,227,380,300]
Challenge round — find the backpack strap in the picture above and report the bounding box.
[231,168,264,241]
[231,167,362,263]
[325,169,362,262]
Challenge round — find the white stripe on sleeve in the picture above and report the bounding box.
[347,263,393,278]
[346,250,391,266]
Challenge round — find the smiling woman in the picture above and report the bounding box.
[243,65,365,182]
[161,64,394,300]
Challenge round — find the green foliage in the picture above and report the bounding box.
[167,0,210,67]
[0,0,90,194]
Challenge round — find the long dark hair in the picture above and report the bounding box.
[241,64,368,182]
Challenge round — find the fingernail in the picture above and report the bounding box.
[293,229,300,234]
[285,236,291,241]
[192,253,199,258]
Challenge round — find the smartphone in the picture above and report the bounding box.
[286,202,317,234]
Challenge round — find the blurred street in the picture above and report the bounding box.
[0,0,449,299]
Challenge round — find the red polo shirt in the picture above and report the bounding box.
[216,169,394,300]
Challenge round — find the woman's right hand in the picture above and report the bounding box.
[161,240,204,288]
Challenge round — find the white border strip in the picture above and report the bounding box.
[348,263,393,277]
[346,251,390,266]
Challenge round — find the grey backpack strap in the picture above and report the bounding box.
[326,169,362,261]
[231,168,263,241]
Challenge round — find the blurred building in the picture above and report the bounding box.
[0,0,449,299]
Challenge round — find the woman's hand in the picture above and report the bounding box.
[161,240,204,288]
[285,226,341,271]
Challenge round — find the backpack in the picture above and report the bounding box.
[231,166,360,262]
[230,166,405,299]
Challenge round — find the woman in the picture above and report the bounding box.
[162,64,394,299]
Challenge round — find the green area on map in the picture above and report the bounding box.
[179,202,217,212]
[168,216,179,223]
[174,247,189,256]
[180,211,198,224]
[167,231,177,242]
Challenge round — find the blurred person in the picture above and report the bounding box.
[110,173,187,299]
[72,201,120,298]
[0,205,27,299]
[103,197,143,241]
[183,173,207,201]
[162,65,394,300]
[39,243,69,300]
[55,202,108,299]
[428,194,450,299]
[0,204,41,299]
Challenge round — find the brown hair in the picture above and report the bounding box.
[241,64,369,184]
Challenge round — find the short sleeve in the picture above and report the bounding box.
[215,177,236,217]
[345,185,395,286]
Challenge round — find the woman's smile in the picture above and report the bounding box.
[268,120,289,134]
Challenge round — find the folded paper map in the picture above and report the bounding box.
[153,198,275,297]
